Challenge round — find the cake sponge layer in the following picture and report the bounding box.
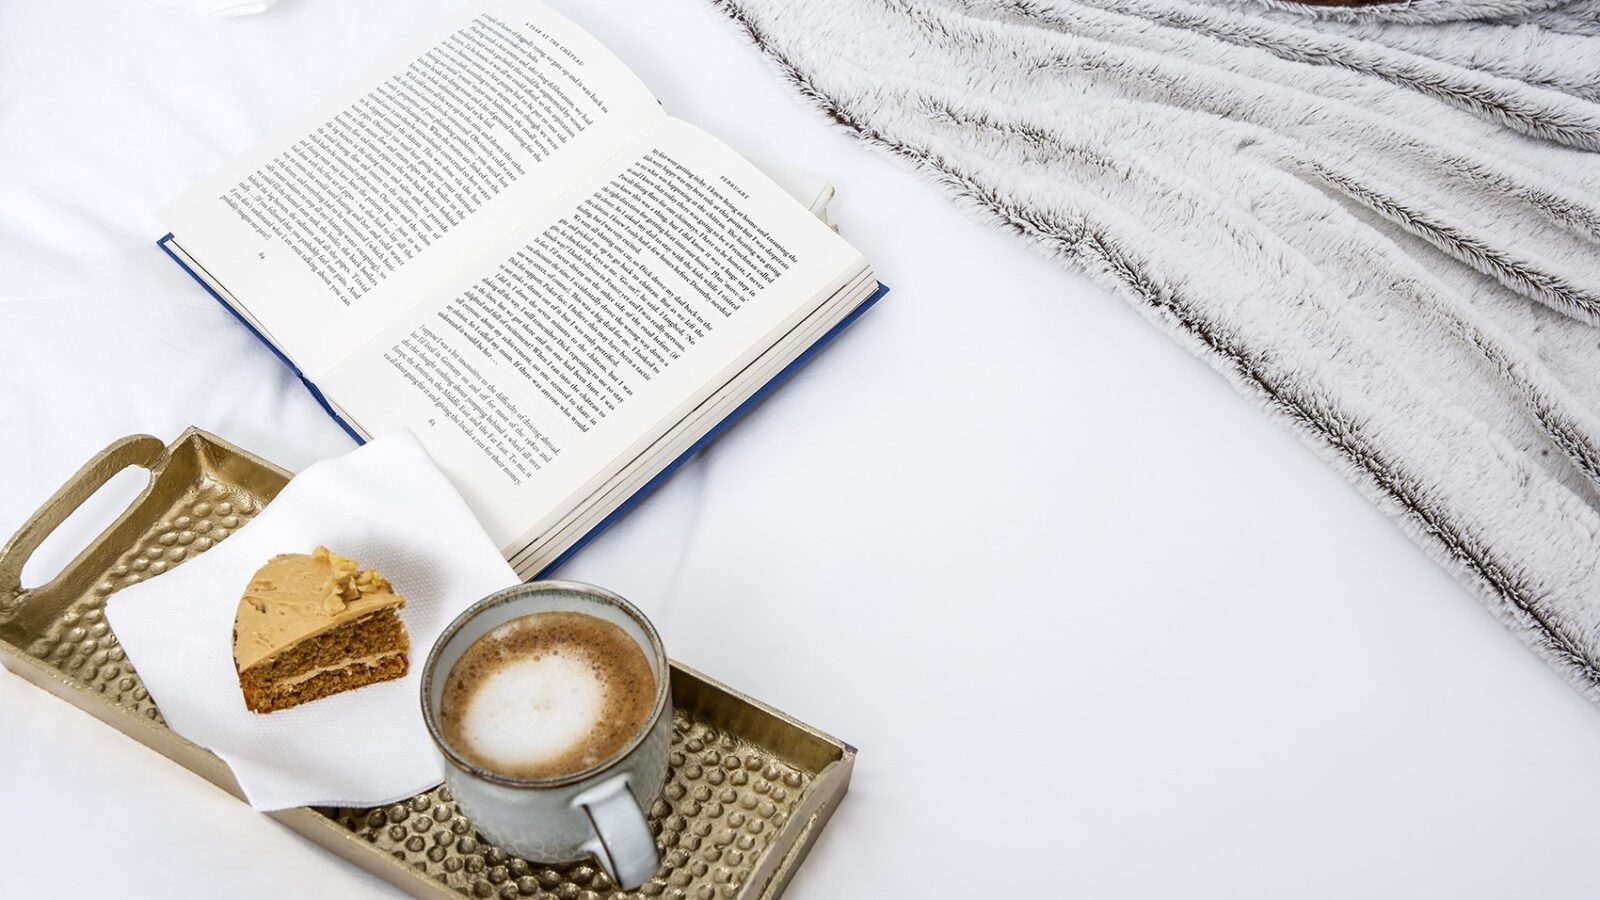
[239,608,410,713]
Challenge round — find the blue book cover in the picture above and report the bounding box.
[157,233,885,578]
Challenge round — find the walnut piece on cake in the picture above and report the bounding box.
[233,547,410,714]
[311,545,391,613]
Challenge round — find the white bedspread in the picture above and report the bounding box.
[4,1,1600,897]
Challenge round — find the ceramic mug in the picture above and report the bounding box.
[420,581,671,890]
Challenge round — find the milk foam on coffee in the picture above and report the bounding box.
[439,611,656,780]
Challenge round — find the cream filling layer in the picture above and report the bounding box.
[270,651,406,690]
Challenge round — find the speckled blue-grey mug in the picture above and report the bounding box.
[420,581,671,890]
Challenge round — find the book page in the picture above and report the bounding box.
[318,117,868,550]
[158,0,663,378]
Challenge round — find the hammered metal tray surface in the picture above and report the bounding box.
[0,429,853,900]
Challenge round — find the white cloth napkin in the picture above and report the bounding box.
[104,431,518,811]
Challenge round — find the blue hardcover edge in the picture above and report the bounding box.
[158,233,366,445]
[157,232,886,578]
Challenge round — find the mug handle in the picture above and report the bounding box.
[573,773,659,890]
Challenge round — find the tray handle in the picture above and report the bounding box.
[0,434,167,613]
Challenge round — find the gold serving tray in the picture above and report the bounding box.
[0,429,854,900]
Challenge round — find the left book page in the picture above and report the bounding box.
[158,0,665,378]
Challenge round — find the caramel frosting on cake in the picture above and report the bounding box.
[233,546,410,713]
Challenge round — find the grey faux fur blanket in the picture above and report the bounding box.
[711,0,1600,702]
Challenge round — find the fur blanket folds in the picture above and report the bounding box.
[711,0,1600,701]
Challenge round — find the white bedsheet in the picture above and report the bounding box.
[4,1,1600,897]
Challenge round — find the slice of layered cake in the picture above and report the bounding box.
[233,546,410,713]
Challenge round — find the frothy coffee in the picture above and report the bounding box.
[439,611,657,780]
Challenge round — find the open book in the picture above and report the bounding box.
[157,0,883,579]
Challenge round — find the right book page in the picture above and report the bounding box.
[318,117,869,551]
